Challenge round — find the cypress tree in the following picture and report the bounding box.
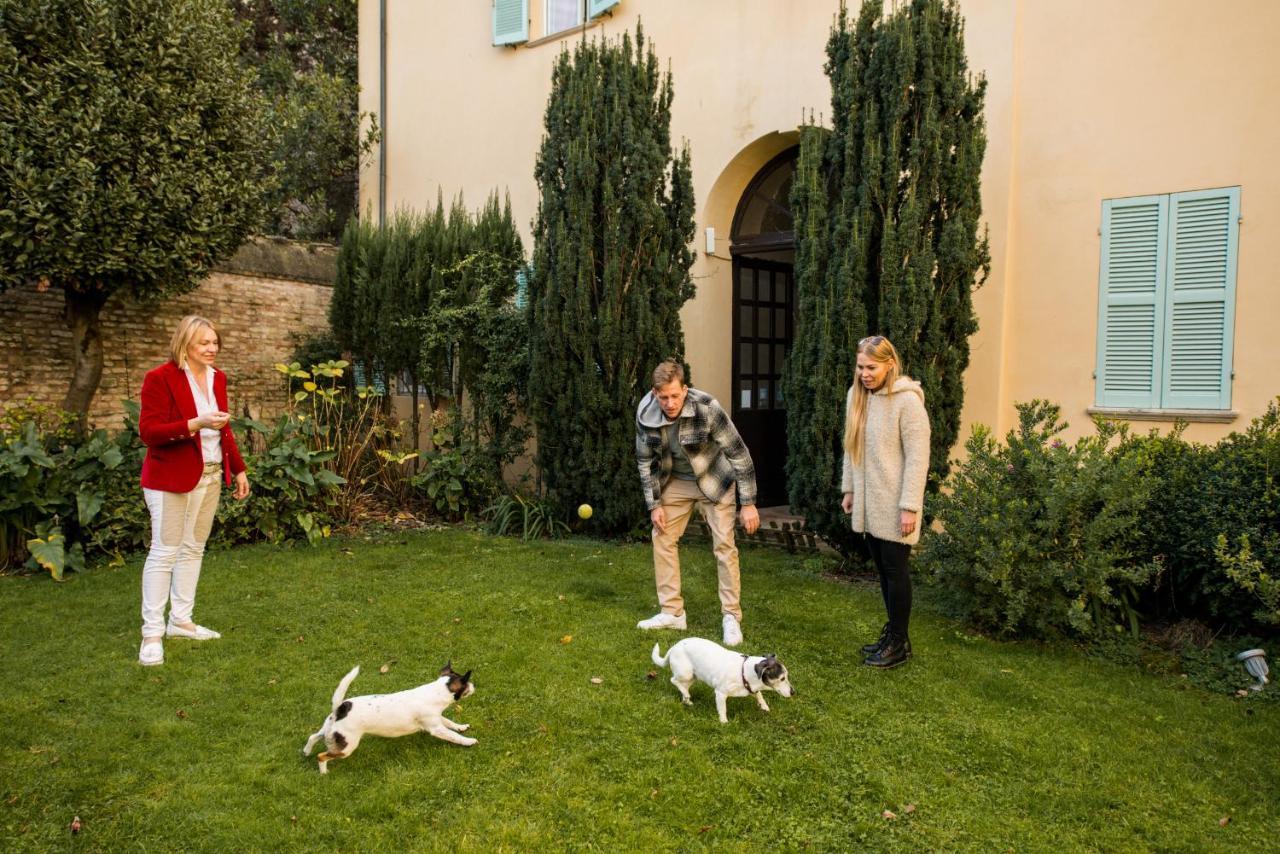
[787,0,990,557]
[529,26,695,533]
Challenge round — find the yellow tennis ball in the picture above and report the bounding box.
[578,503,593,520]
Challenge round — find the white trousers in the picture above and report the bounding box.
[140,464,222,637]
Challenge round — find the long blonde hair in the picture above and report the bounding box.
[170,315,220,368]
[843,335,903,465]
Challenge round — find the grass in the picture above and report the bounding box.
[2,527,1277,852]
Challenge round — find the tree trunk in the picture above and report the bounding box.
[61,286,111,431]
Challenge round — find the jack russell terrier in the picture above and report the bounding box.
[652,638,794,723]
[302,662,476,774]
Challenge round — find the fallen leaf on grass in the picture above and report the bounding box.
[176,709,188,719]
[1235,689,1249,698]
[669,737,679,747]
[904,804,916,814]
[341,548,354,556]
[590,677,603,684]
[557,594,565,601]
[379,661,396,674]
[267,678,278,685]
[650,789,659,799]
[698,825,714,834]
[1219,816,1231,827]
[560,635,573,644]
[6,795,17,806]
[27,746,49,755]
[999,669,1013,674]
[296,636,305,643]
[646,670,658,680]
[69,816,81,834]
[290,815,297,824]
[882,810,897,820]
[453,617,462,624]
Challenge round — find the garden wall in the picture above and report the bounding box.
[0,238,335,429]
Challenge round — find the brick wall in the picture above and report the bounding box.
[0,239,335,429]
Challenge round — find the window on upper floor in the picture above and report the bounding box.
[545,0,584,35]
[1094,187,1240,412]
[493,0,620,47]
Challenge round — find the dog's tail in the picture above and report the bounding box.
[331,665,360,713]
[651,643,668,669]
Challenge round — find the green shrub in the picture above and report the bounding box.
[411,443,497,522]
[215,412,345,547]
[0,401,146,578]
[919,401,1158,638]
[1119,399,1280,629]
[484,493,570,540]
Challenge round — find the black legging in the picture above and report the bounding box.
[866,534,912,638]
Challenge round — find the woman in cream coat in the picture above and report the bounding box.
[840,336,930,668]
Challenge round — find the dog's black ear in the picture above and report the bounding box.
[440,660,454,677]
[755,658,769,679]
[461,670,472,683]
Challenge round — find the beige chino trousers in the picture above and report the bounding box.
[651,478,742,621]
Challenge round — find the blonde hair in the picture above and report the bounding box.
[170,315,221,368]
[843,335,903,465]
[652,360,686,389]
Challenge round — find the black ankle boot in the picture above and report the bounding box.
[864,633,910,668]
[860,623,890,655]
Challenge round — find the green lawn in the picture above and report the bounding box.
[2,528,1276,851]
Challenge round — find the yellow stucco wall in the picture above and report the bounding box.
[359,0,1278,451]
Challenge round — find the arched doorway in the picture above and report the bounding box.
[730,147,797,509]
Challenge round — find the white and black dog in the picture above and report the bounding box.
[652,638,794,723]
[302,662,476,774]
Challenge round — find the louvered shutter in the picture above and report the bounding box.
[589,0,621,18]
[1095,195,1168,408]
[1160,187,1239,410]
[514,266,530,311]
[492,0,528,46]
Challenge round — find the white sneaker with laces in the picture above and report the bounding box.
[722,614,743,647]
[636,612,687,631]
[166,622,221,640]
[139,640,164,666]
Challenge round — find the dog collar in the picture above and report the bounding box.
[741,656,756,694]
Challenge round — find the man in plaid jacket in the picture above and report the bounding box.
[635,360,760,647]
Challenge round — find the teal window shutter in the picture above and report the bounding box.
[589,0,620,18]
[1160,187,1239,410]
[1095,194,1168,409]
[514,266,530,311]
[493,0,528,46]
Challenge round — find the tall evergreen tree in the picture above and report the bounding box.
[529,26,695,533]
[786,0,990,556]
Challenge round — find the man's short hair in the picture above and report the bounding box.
[652,360,685,389]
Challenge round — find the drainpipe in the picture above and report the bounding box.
[379,0,387,226]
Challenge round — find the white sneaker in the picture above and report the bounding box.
[139,640,164,666]
[636,612,687,631]
[166,622,221,640]
[722,614,743,647]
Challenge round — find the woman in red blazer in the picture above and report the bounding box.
[136,315,250,666]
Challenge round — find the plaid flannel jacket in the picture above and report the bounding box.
[635,388,758,511]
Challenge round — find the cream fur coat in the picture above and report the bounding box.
[840,377,931,545]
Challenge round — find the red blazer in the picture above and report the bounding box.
[139,360,246,492]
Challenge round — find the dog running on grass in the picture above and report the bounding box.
[652,638,794,723]
[302,662,476,774]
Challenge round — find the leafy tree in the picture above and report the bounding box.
[0,0,273,426]
[232,0,377,240]
[786,0,989,556]
[529,27,695,533]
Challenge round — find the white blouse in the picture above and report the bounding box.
[183,366,224,464]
